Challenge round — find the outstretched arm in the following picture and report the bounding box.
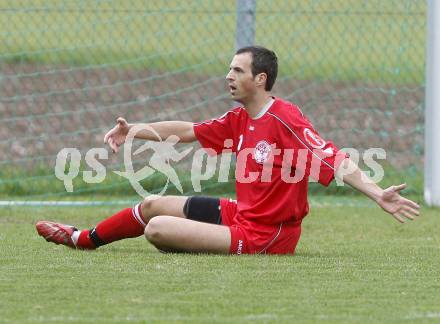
[104,117,196,153]
[335,158,420,223]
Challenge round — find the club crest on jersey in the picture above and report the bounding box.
[254,140,272,164]
[303,128,326,149]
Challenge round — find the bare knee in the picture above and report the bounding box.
[140,196,162,221]
[144,216,166,245]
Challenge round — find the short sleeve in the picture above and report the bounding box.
[274,104,347,186]
[193,110,237,155]
[297,123,346,186]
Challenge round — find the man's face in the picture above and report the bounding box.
[226,53,257,103]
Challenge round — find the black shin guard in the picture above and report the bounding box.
[183,196,222,224]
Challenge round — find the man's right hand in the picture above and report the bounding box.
[104,117,130,153]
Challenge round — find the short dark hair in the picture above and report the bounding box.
[236,45,278,91]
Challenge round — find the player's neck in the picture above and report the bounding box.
[243,92,272,118]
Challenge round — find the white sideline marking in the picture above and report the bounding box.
[405,312,440,319]
[0,200,137,207]
[245,314,278,320]
[0,199,374,207]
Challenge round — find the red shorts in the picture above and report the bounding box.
[220,198,302,255]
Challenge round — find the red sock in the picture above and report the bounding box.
[76,203,146,249]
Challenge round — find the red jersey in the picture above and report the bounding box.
[193,97,346,225]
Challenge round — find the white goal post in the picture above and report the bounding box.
[425,0,440,206]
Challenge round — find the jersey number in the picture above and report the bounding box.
[237,134,244,151]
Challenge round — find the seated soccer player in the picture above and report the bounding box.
[36,46,420,255]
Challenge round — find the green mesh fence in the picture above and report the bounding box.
[0,1,426,202]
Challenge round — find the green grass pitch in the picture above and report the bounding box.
[1,198,439,323]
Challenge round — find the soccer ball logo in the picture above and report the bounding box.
[254,140,272,164]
